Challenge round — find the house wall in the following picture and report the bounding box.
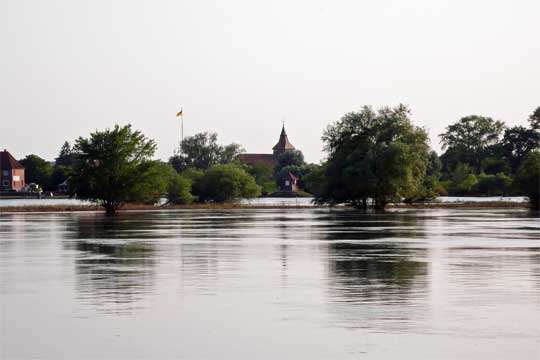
[12,168,25,190]
[1,168,25,191]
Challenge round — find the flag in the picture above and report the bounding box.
[176,107,183,117]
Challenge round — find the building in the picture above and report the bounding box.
[0,150,25,191]
[237,125,296,168]
[280,172,299,192]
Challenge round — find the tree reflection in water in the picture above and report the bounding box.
[322,211,430,329]
[64,213,159,313]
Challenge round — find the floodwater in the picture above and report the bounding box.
[1,209,539,359]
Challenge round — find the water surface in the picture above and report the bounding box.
[1,209,539,359]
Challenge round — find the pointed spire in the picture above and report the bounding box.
[273,123,295,155]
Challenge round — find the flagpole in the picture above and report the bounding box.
[181,116,184,144]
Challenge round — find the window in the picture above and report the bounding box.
[2,170,8,176]
[2,180,9,187]
[285,180,290,186]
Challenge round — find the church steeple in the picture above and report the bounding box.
[273,124,295,156]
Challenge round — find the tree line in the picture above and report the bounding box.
[15,105,539,213]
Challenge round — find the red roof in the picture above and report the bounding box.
[272,125,295,153]
[0,150,24,170]
[237,153,276,167]
[287,172,298,181]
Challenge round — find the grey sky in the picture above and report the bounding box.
[1,0,539,163]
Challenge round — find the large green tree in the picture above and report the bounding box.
[19,154,53,190]
[314,105,430,209]
[69,124,170,214]
[439,115,505,172]
[169,132,244,172]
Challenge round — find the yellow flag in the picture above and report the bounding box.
[176,107,183,117]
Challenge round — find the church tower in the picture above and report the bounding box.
[272,125,295,156]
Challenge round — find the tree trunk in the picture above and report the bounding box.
[103,201,116,215]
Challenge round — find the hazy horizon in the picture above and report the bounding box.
[1,0,539,163]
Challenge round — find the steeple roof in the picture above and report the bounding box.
[272,125,295,153]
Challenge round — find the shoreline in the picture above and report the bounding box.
[0,201,532,213]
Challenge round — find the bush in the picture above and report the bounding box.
[474,173,512,196]
[197,164,261,202]
[166,173,194,204]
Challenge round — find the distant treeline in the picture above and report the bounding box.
[15,105,540,212]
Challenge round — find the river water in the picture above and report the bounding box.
[1,209,539,359]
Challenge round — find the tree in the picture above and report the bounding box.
[514,151,540,209]
[314,105,430,209]
[55,141,77,167]
[474,173,512,196]
[197,164,261,202]
[440,115,505,171]
[450,163,477,195]
[529,107,540,131]
[276,150,305,170]
[501,126,540,171]
[245,162,277,194]
[69,124,169,214]
[169,132,244,172]
[19,154,53,190]
[50,165,72,189]
[166,173,195,204]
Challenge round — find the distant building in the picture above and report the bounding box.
[238,125,300,192]
[238,125,296,168]
[0,150,25,191]
[280,172,299,192]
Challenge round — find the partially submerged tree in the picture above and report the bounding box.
[69,124,168,214]
[314,104,430,209]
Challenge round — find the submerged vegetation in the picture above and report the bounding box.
[7,105,539,213]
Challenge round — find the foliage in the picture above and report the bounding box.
[440,115,505,171]
[50,165,72,189]
[69,124,168,214]
[245,162,277,194]
[276,150,305,170]
[474,173,512,196]
[19,154,53,190]
[169,132,244,172]
[449,163,476,195]
[514,151,540,208]
[314,104,430,209]
[501,126,540,171]
[529,107,540,130]
[196,164,261,202]
[302,164,325,196]
[166,173,195,204]
[55,141,77,167]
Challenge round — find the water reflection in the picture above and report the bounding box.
[2,209,539,359]
[64,214,157,312]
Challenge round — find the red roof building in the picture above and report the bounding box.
[0,150,25,191]
[238,125,296,168]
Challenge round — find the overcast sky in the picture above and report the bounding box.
[1,0,539,163]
